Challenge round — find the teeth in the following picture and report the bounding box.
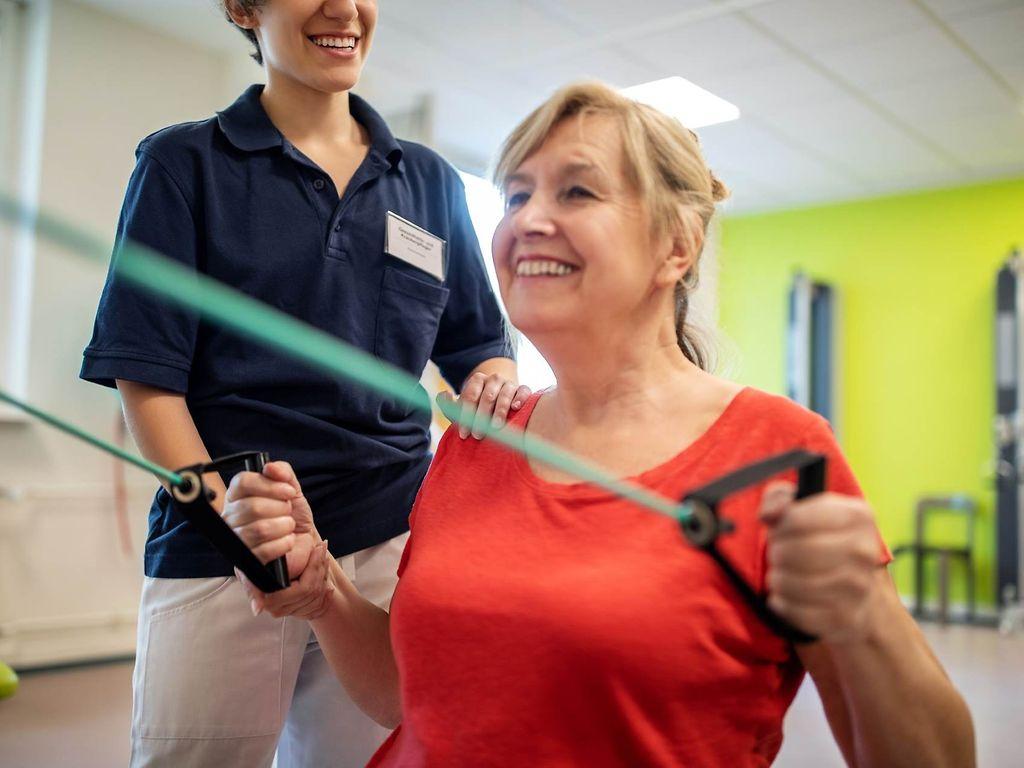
[516,260,575,277]
[312,36,356,49]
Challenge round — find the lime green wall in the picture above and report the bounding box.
[718,177,1024,607]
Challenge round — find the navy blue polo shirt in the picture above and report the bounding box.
[81,85,511,578]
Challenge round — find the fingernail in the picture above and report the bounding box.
[459,427,468,439]
[250,599,262,617]
[233,568,242,581]
[491,416,504,429]
[512,400,522,409]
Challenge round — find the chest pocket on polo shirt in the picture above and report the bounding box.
[374,266,450,374]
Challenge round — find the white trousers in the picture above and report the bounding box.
[129,532,408,768]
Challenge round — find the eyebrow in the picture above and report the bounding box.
[504,161,608,189]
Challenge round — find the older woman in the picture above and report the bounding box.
[225,82,974,767]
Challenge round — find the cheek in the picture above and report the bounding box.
[359,2,377,41]
[491,219,514,279]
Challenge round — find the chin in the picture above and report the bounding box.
[506,308,567,339]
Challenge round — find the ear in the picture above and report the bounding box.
[225,0,259,30]
[653,207,701,289]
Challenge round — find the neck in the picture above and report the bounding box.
[538,322,701,428]
[260,72,359,145]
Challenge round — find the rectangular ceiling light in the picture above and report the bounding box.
[622,76,739,128]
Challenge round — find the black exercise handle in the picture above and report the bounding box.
[174,450,290,592]
[682,450,827,645]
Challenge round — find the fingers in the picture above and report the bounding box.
[262,461,303,495]
[225,470,296,506]
[455,373,529,440]
[235,542,334,620]
[769,494,875,540]
[759,481,796,525]
[761,490,884,642]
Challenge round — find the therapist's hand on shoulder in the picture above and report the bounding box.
[224,461,332,618]
[440,370,531,440]
[758,482,884,644]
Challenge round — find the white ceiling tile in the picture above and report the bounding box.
[378,0,587,65]
[513,51,660,96]
[920,0,1024,21]
[744,0,931,52]
[756,97,953,182]
[948,5,1024,65]
[809,26,978,90]
[629,15,789,82]
[700,55,843,116]
[542,0,715,33]
[872,68,1018,122]
[697,120,852,189]
[914,109,1024,168]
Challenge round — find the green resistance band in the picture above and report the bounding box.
[0,192,693,524]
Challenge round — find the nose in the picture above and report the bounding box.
[321,0,358,23]
[510,194,556,240]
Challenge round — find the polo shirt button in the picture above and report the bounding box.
[334,224,341,232]
[313,178,325,191]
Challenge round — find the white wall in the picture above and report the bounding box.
[0,0,233,667]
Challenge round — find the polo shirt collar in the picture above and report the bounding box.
[217,85,404,170]
[217,84,282,152]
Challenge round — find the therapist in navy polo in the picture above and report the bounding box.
[80,2,525,766]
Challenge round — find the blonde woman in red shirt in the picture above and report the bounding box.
[224,82,974,767]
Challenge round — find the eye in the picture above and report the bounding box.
[565,185,594,200]
[505,190,530,210]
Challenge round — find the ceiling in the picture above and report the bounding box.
[76,0,1024,214]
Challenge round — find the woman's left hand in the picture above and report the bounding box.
[235,539,334,621]
[759,482,884,644]
[440,372,531,440]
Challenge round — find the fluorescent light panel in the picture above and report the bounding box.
[622,76,739,129]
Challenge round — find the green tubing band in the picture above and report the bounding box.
[0,192,694,524]
[0,388,184,487]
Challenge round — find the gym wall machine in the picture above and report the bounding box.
[994,248,1024,633]
[787,272,836,426]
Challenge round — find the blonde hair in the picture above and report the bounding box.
[493,81,729,370]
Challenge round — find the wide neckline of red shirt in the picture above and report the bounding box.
[510,385,753,500]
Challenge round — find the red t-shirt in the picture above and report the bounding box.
[368,387,884,768]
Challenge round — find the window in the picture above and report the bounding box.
[1,0,49,415]
[458,170,556,391]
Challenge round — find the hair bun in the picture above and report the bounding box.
[709,172,730,203]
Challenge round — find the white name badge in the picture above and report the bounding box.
[385,211,446,281]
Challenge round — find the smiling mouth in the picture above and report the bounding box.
[308,35,358,51]
[515,259,579,277]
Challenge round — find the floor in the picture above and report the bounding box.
[1,623,1020,767]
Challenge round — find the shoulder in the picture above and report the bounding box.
[134,117,220,186]
[725,387,836,447]
[397,140,464,189]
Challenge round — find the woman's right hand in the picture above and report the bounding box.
[223,460,320,581]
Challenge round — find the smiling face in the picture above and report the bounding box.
[229,0,377,93]
[492,114,686,349]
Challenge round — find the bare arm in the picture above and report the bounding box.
[226,464,400,728]
[310,558,401,728]
[116,379,226,509]
[799,570,975,768]
[761,483,975,768]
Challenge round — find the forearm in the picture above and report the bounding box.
[116,379,227,508]
[310,557,401,728]
[827,578,975,767]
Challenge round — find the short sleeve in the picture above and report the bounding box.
[80,150,200,392]
[803,414,892,564]
[429,172,513,391]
